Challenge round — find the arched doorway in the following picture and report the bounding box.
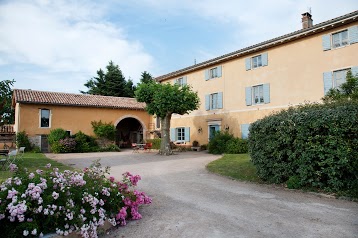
[116,117,144,148]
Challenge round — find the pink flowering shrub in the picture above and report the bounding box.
[0,160,151,238]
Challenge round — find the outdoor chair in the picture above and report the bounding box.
[17,147,25,159]
[144,142,152,152]
[132,143,139,153]
[5,150,18,169]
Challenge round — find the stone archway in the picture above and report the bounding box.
[115,115,147,148]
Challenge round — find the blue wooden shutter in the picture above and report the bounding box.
[322,34,331,51]
[351,66,358,77]
[323,71,333,95]
[245,87,252,106]
[348,26,358,44]
[183,76,187,85]
[263,84,270,104]
[205,69,209,80]
[170,128,176,141]
[262,53,268,66]
[184,127,190,142]
[241,124,250,139]
[205,95,210,110]
[245,58,251,70]
[217,92,223,109]
[217,66,222,77]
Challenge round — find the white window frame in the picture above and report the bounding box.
[332,30,349,49]
[252,55,262,69]
[210,93,218,109]
[209,67,218,79]
[176,77,185,87]
[333,68,349,89]
[176,127,185,141]
[253,85,264,105]
[39,109,51,128]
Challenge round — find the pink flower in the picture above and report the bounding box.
[46,163,51,168]
[109,176,115,182]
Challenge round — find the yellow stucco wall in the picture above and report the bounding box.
[163,22,358,145]
[15,103,151,137]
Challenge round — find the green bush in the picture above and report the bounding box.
[146,138,161,149]
[100,144,120,152]
[225,138,248,154]
[16,131,33,151]
[208,131,234,154]
[91,120,116,141]
[286,176,301,189]
[200,144,208,150]
[248,101,358,194]
[73,131,98,152]
[48,128,68,146]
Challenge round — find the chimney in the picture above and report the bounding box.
[301,12,313,29]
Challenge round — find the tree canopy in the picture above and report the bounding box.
[139,71,154,84]
[81,61,136,97]
[0,79,15,125]
[322,69,358,103]
[135,81,200,155]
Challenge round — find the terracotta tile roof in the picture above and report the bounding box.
[12,89,146,110]
[155,10,358,82]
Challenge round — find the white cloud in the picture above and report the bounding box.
[0,0,153,92]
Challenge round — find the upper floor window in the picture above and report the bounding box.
[40,109,50,128]
[322,26,358,51]
[175,76,187,86]
[245,84,270,106]
[205,92,223,110]
[253,85,264,104]
[332,30,348,48]
[205,66,222,80]
[323,67,357,95]
[245,53,268,71]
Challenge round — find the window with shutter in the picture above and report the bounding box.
[246,53,268,70]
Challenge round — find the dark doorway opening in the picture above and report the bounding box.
[116,118,143,148]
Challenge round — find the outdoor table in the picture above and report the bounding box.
[0,149,9,156]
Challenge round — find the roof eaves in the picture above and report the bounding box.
[155,10,358,82]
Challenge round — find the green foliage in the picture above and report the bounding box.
[139,71,154,84]
[248,101,358,194]
[135,81,200,155]
[135,82,200,118]
[322,69,358,102]
[146,138,161,149]
[200,144,208,150]
[208,131,234,154]
[0,79,15,125]
[286,176,301,189]
[73,131,98,153]
[48,128,68,146]
[99,144,120,152]
[81,61,136,97]
[91,120,116,141]
[15,131,33,151]
[225,138,248,154]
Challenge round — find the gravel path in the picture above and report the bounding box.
[46,150,358,238]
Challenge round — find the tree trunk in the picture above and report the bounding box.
[159,114,172,155]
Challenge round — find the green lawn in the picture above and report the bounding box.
[206,154,261,183]
[0,153,74,182]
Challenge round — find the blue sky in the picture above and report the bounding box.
[0,0,357,93]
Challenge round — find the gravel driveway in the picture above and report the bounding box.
[46,150,358,238]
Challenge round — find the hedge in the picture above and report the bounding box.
[248,101,358,194]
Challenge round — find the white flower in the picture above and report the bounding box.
[23,230,29,236]
[31,229,37,235]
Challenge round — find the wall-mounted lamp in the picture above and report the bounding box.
[198,127,203,134]
[224,124,229,131]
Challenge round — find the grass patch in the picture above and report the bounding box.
[0,153,74,182]
[206,154,260,182]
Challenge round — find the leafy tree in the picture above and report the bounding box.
[81,61,135,97]
[135,81,200,155]
[0,79,15,125]
[139,71,154,84]
[322,69,358,102]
